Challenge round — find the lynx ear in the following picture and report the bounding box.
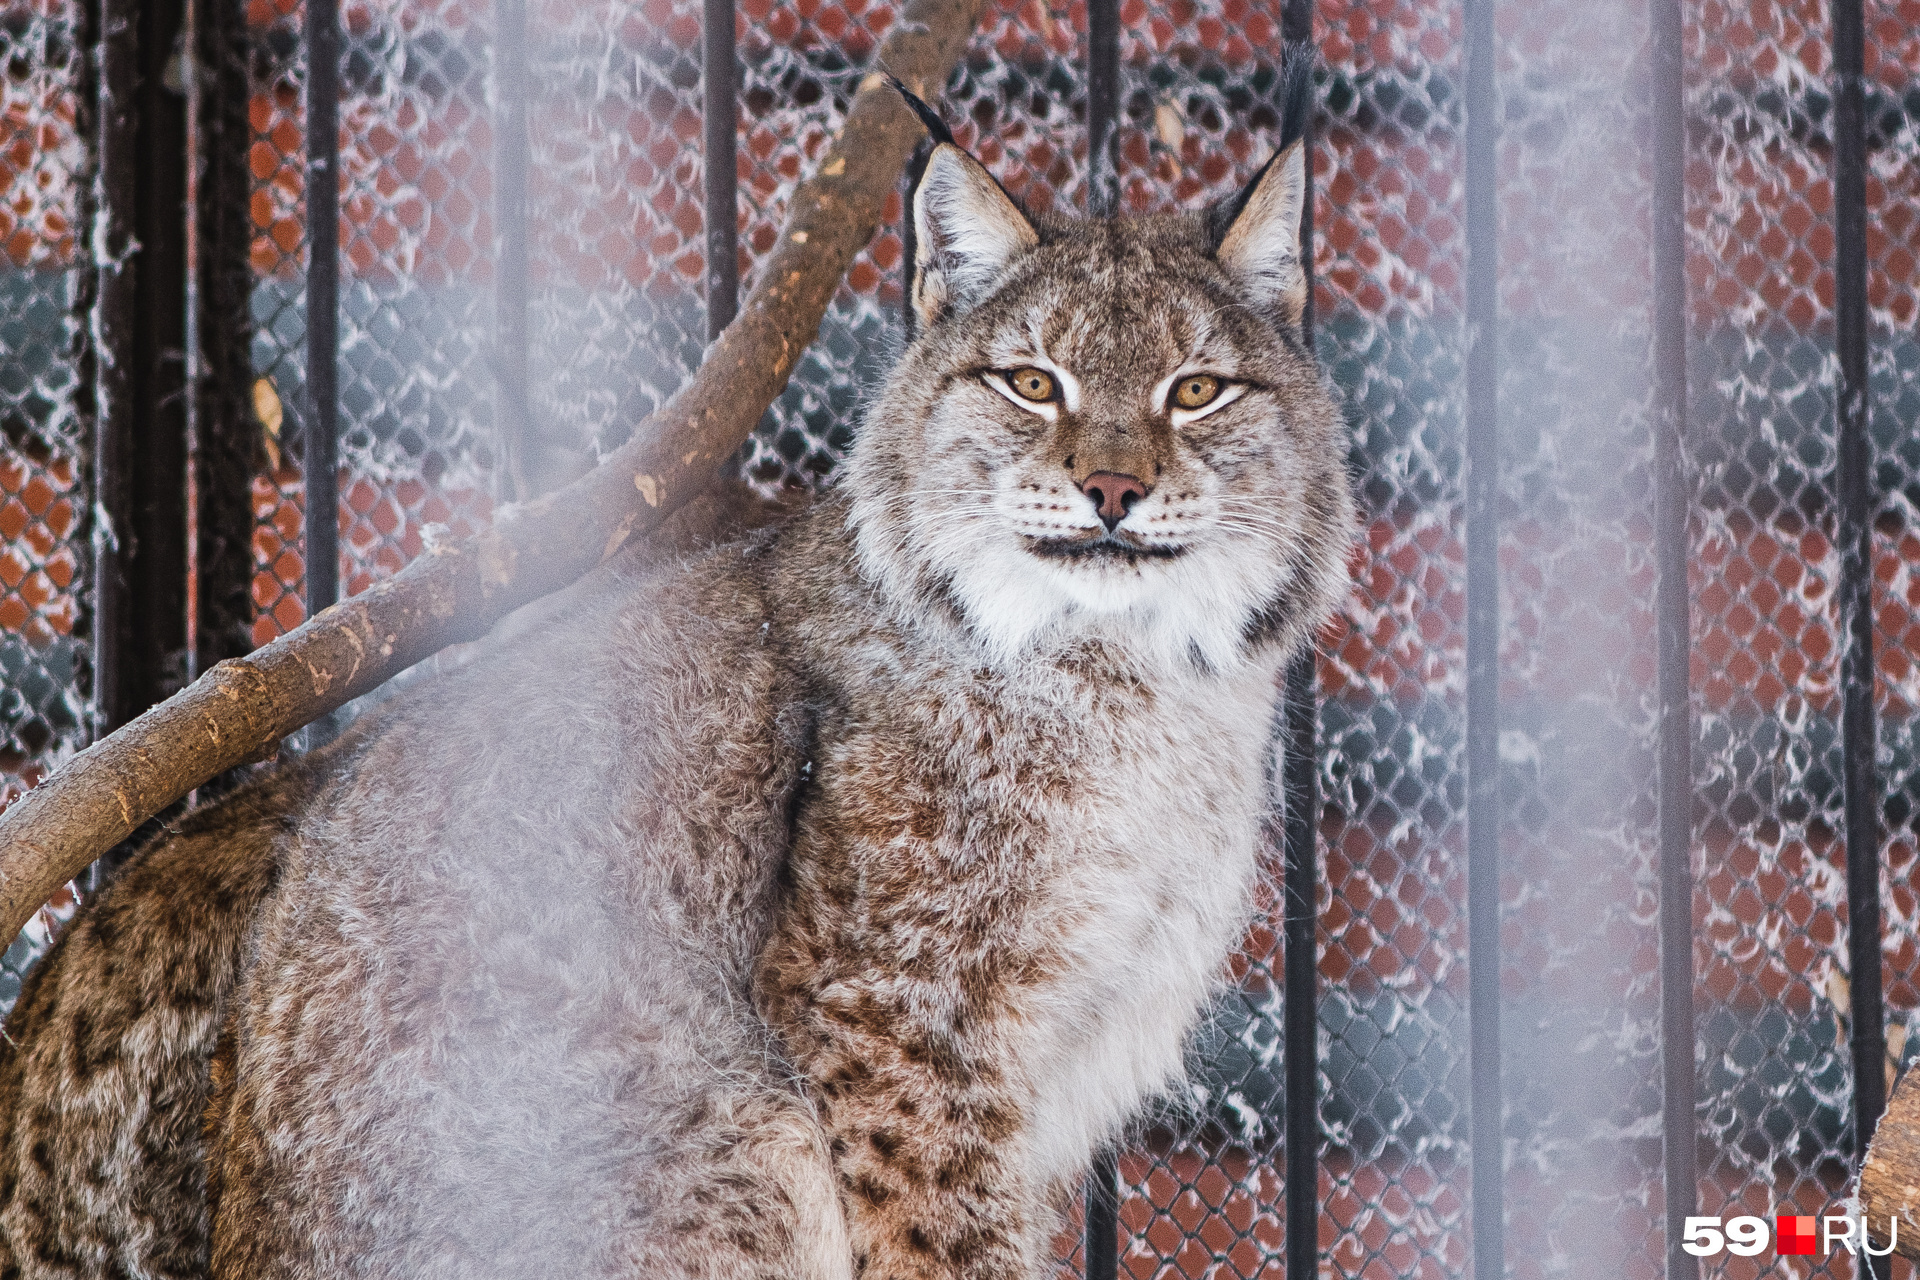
[1208,140,1308,326]
[910,143,1039,329]
[1206,44,1313,327]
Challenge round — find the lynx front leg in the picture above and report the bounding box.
[630,1089,857,1280]
[785,1002,1049,1280]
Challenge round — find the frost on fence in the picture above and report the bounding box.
[1864,0,1920,1079]
[1686,1,1920,1274]
[1,0,91,1008]
[243,0,918,630]
[0,0,88,807]
[1489,0,1665,1271]
[1304,0,1473,1272]
[3,0,1920,1273]
[244,0,501,642]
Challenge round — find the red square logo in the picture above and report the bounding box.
[1777,1215,1817,1255]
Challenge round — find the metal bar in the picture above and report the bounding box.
[80,0,194,873]
[1083,1150,1119,1280]
[127,0,192,696]
[1649,0,1698,1272]
[184,0,202,675]
[71,0,121,899]
[86,0,193,738]
[1280,0,1314,342]
[1278,10,1320,1280]
[193,0,267,673]
[495,0,533,499]
[1832,0,1886,1254]
[1282,651,1318,1280]
[1648,0,1698,1273]
[305,0,341,617]
[703,0,739,339]
[1077,8,1127,1267]
[84,0,139,740]
[1084,0,1118,216]
[1462,0,1501,1270]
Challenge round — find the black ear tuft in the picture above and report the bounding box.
[893,79,1038,334]
[1206,43,1314,252]
[884,74,957,148]
[1275,40,1313,154]
[900,137,934,341]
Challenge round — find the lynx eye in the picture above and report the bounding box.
[1172,375,1221,410]
[1006,367,1056,402]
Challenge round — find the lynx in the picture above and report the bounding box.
[0,67,1352,1280]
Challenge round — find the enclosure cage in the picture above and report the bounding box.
[2,0,1919,1272]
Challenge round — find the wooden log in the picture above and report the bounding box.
[0,0,987,950]
[1861,1064,1920,1259]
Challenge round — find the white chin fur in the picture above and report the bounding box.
[845,449,1304,673]
[927,530,1290,673]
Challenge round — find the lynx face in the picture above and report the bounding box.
[847,124,1353,673]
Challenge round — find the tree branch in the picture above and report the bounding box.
[1862,1065,1920,1258]
[0,0,987,947]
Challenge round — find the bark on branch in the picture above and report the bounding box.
[0,0,987,947]
[1862,1066,1920,1258]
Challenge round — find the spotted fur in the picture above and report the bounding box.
[0,59,1351,1280]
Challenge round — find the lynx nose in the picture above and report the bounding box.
[1078,472,1150,532]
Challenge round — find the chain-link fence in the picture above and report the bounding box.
[4,0,1920,1273]
[1682,0,1920,1274]
[0,0,90,1010]
[1687,0,1858,1272]
[1489,0,1665,1271]
[1308,0,1472,1274]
